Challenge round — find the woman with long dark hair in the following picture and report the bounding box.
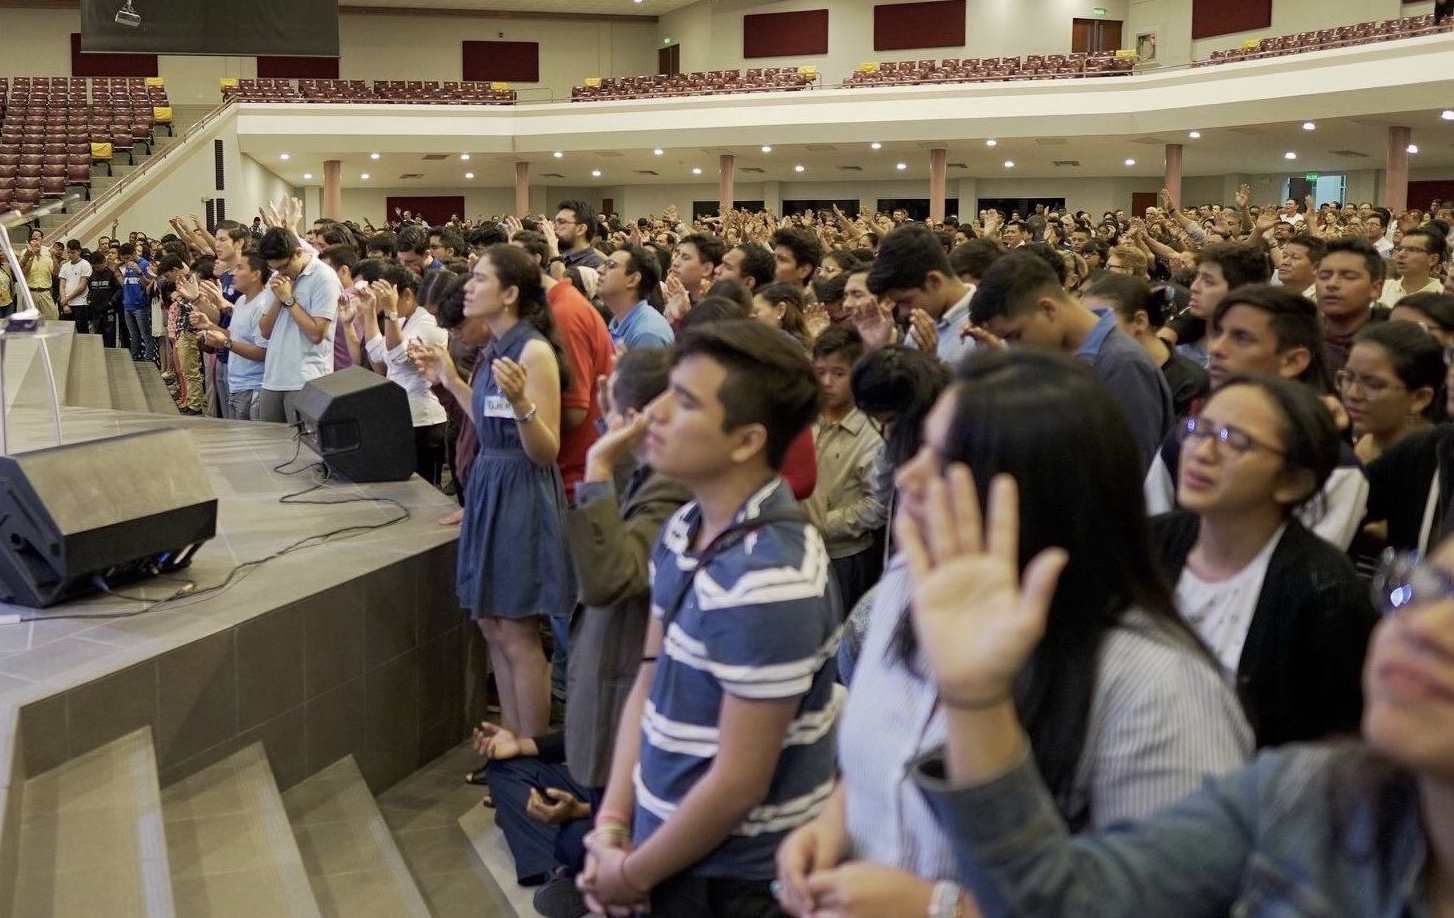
[776,349,1251,917]
[415,243,574,739]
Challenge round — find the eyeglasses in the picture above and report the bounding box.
[1178,415,1286,457]
[1335,369,1401,399]
[553,218,579,226]
[1372,550,1454,616]
[1106,263,1132,273]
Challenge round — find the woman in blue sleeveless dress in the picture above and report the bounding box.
[430,243,574,738]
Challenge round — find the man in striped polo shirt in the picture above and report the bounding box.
[582,321,841,917]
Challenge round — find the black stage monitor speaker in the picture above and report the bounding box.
[0,428,218,607]
[295,366,414,483]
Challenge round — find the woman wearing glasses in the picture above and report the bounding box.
[1339,322,1444,466]
[1151,375,1378,749]
[898,450,1454,918]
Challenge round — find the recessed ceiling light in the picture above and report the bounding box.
[895,162,908,170]
[986,139,998,147]
[302,173,313,180]
[870,142,882,150]
[1124,158,1136,166]
[370,152,380,160]
[360,172,370,179]
[279,153,290,161]
[1284,151,1297,160]
[460,153,470,161]
[554,151,564,158]
[761,145,772,153]
[1302,122,1316,131]
[1188,131,1201,139]
[591,169,602,177]
[692,167,702,175]
[1444,110,1454,121]
[794,164,805,173]
[652,148,663,156]
[1004,160,1015,168]
[1407,144,1420,154]
[465,171,475,179]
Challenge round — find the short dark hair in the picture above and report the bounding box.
[969,251,1063,325]
[1023,242,1067,285]
[1353,321,1446,423]
[1393,292,1454,332]
[256,228,301,262]
[1212,374,1341,510]
[512,230,552,266]
[1086,273,1157,326]
[468,225,507,248]
[850,344,951,470]
[948,237,1007,282]
[671,320,821,470]
[813,272,848,307]
[812,323,863,364]
[365,232,397,257]
[1321,237,1385,282]
[770,227,824,274]
[611,347,673,413]
[679,294,751,329]
[557,199,598,241]
[319,245,359,273]
[1211,283,1331,392]
[215,219,249,244]
[620,244,660,300]
[868,224,955,295]
[430,227,466,256]
[1285,234,1327,263]
[702,279,754,314]
[680,233,727,269]
[732,244,776,290]
[395,226,430,256]
[1196,241,1271,289]
[157,254,186,274]
[65,239,82,252]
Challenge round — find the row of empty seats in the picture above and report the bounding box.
[0,76,169,112]
[220,78,517,104]
[570,67,816,101]
[842,52,1134,87]
[1194,13,1452,65]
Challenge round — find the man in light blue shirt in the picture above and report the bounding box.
[865,224,979,366]
[600,244,673,351]
[256,227,340,424]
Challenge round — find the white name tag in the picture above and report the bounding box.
[482,394,515,419]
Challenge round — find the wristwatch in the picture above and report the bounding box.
[282,296,297,307]
[221,336,233,350]
[515,402,539,424]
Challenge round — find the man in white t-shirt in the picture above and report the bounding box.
[256,227,340,424]
[57,241,93,331]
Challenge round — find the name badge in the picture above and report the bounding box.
[482,394,515,419]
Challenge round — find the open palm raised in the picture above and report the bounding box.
[895,466,1068,708]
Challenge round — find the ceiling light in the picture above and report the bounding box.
[986,139,998,147]
[1408,144,1419,154]
[692,167,702,175]
[1284,151,1297,160]
[761,145,772,153]
[465,171,475,179]
[870,142,882,150]
[302,173,313,180]
[460,153,470,161]
[360,172,370,179]
[895,162,908,170]
[1188,131,1201,139]
[794,164,805,173]
[1124,158,1136,166]
[279,153,290,161]
[1004,160,1015,168]
[591,169,602,177]
[652,148,663,156]
[370,152,380,160]
[1444,110,1454,121]
[1302,122,1316,131]
[554,151,564,158]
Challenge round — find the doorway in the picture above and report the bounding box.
[1072,18,1123,53]
[658,44,680,76]
[1131,191,1158,217]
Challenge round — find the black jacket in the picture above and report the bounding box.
[1364,424,1454,554]
[1152,511,1377,749]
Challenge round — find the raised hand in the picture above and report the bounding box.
[852,297,896,351]
[802,303,832,341]
[895,466,1067,708]
[1235,184,1252,210]
[491,355,529,404]
[409,341,456,386]
[585,412,649,481]
[662,274,690,322]
[906,308,938,355]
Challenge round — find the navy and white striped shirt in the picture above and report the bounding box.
[634,477,842,880]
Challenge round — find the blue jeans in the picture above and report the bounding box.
[124,308,153,361]
[485,758,595,885]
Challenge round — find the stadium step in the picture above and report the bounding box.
[65,332,113,410]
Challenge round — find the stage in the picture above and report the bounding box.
[0,329,481,913]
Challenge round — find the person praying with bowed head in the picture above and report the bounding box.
[776,349,1250,918]
[412,243,574,741]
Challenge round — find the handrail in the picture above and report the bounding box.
[48,100,234,243]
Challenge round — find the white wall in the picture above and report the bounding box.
[662,0,1131,80]
[237,155,298,222]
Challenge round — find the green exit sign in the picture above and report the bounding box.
[1093,7,1107,15]
[1305,172,1319,181]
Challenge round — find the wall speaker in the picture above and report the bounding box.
[295,366,414,483]
[0,428,218,607]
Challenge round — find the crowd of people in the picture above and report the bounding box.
[7,184,1454,917]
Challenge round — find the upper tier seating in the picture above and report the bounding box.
[0,77,169,213]
[1192,13,1452,66]
[222,78,517,104]
[840,52,1133,87]
[570,67,815,101]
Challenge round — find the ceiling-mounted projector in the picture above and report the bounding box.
[114,0,141,27]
